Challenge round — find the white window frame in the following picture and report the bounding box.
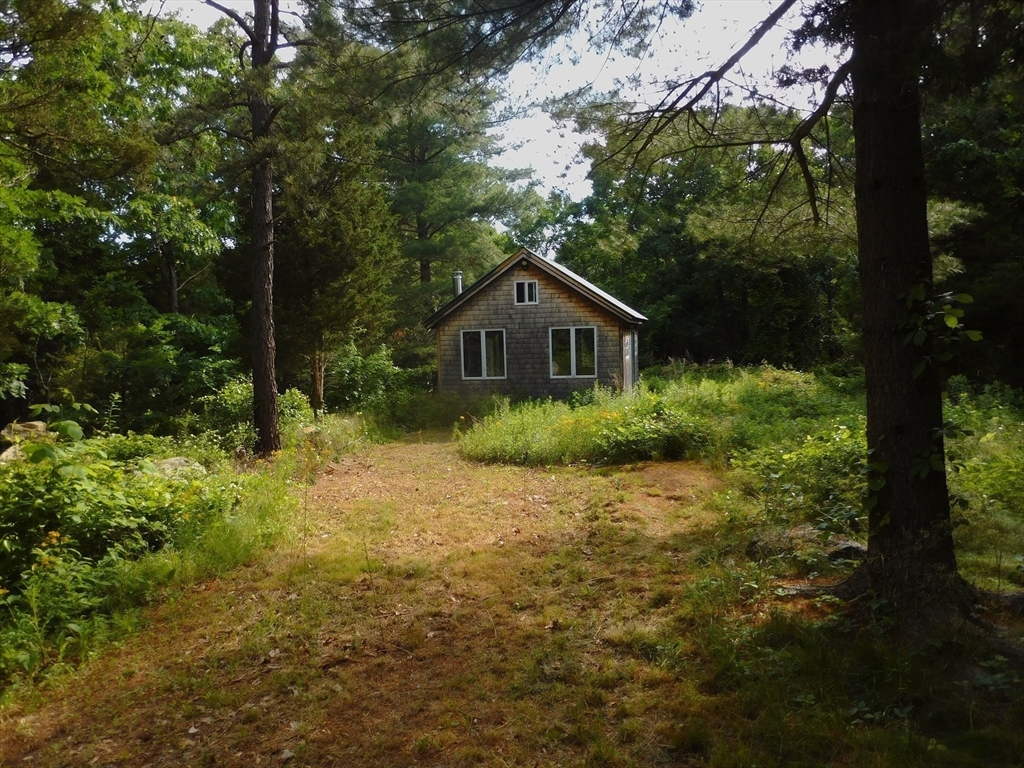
[514,279,538,305]
[549,325,598,378]
[460,329,507,380]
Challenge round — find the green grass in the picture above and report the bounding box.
[456,364,1024,597]
[456,365,864,466]
[1,434,1020,767]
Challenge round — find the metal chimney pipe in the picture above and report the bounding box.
[452,270,463,297]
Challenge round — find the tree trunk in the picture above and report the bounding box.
[160,242,179,314]
[310,347,327,417]
[248,0,281,456]
[848,0,961,619]
[417,215,431,283]
[250,142,280,455]
[202,0,282,455]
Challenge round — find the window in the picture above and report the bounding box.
[462,329,506,379]
[514,280,538,305]
[550,326,596,377]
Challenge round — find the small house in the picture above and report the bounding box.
[425,248,646,398]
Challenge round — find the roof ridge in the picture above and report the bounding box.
[424,247,646,329]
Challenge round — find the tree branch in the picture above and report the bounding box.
[204,0,255,41]
[788,59,852,224]
[627,0,799,157]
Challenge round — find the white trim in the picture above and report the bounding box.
[460,328,507,380]
[514,279,538,305]
[549,325,598,378]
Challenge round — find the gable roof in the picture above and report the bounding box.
[424,247,647,330]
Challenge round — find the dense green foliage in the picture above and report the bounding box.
[458,365,1024,591]
[0,1,534,431]
[0,432,256,685]
[0,386,368,689]
[458,365,864,467]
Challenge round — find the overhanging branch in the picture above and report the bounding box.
[204,0,255,41]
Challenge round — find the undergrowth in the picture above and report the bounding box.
[456,364,1024,591]
[0,388,361,693]
[456,364,863,467]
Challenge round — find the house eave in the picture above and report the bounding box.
[424,248,646,330]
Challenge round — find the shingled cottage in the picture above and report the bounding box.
[425,248,646,398]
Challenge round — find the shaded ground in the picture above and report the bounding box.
[1,440,728,767]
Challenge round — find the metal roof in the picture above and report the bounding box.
[424,247,647,329]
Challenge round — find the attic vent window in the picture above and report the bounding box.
[514,280,538,305]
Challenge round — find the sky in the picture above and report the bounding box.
[147,0,840,200]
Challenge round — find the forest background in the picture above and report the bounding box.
[2,0,1019,440]
[1,0,1023,753]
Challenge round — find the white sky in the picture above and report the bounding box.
[494,1,839,199]
[148,0,840,200]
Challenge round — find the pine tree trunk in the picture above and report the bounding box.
[310,348,327,417]
[417,215,431,283]
[848,0,961,619]
[248,0,281,456]
[250,141,280,455]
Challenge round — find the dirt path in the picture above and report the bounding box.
[1,440,723,768]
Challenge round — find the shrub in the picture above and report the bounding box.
[943,380,1024,587]
[733,420,867,533]
[188,378,313,452]
[190,377,256,451]
[323,344,449,433]
[325,344,406,411]
[0,448,239,595]
[0,427,296,687]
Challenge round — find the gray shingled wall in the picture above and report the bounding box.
[436,264,629,398]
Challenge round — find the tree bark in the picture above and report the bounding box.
[250,138,280,454]
[309,350,325,421]
[417,214,431,283]
[848,0,961,619]
[160,242,179,314]
[248,0,280,456]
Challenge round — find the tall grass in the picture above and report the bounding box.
[457,364,865,467]
[456,364,1024,589]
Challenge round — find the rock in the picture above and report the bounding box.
[1,420,47,443]
[0,444,24,463]
[152,457,204,474]
[747,525,865,562]
[826,539,867,562]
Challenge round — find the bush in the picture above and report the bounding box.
[190,377,256,451]
[325,344,406,411]
[733,420,867,533]
[188,377,313,452]
[0,427,298,687]
[943,379,1024,588]
[0,447,239,596]
[323,344,444,433]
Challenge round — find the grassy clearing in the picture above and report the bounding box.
[1,439,1020,767]
[457,364,1024,592]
